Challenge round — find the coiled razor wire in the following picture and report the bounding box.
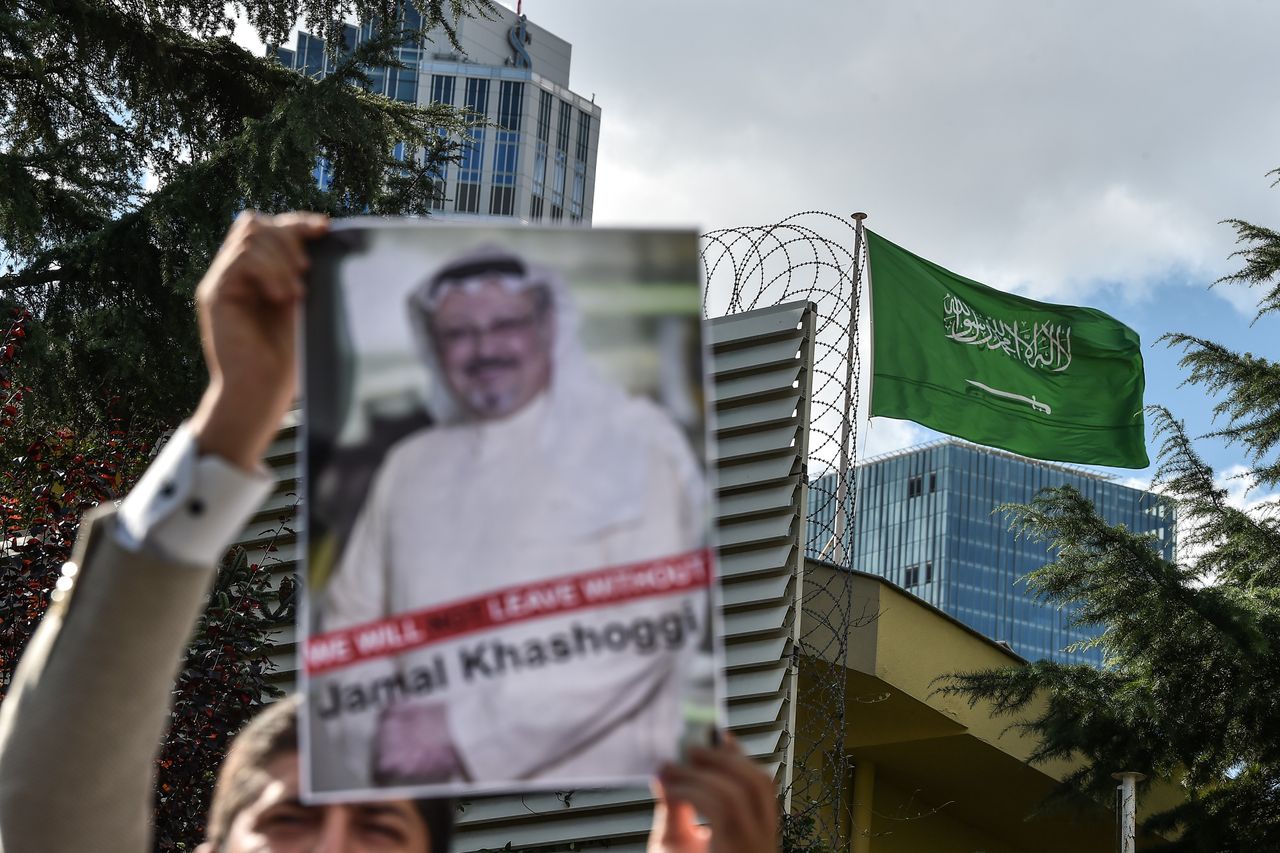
[702,211,867,851]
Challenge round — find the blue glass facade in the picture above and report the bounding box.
[268,7,599,222]
[807,442,1175,665]
[274,21,420,104]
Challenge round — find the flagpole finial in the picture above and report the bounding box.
[851,212,868,221]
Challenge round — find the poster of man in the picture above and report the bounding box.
[300,221,720,800]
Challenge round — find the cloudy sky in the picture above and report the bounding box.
[500,0,1280,496]
[237,1,1280,496]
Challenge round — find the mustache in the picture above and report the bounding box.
[464,357,521,376]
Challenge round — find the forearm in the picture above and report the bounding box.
[0,511,216,853]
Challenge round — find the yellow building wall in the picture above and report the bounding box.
[860,771,1025,853]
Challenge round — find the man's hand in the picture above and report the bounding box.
[188,211,328,471]
[649,736,779,853]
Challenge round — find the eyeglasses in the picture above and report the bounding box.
[433,312,543,349]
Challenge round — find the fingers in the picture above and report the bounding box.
[693,734,778,830]
[243,236,303,304]
[656,736,778,853]
[187,210,328,471]
[649,779,706,850]
[201,211,329,309]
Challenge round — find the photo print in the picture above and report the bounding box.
[299,220,721,800]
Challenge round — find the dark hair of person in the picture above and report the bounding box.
[205,695,453,852]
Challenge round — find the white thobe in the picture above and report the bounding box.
[315,392,707,792]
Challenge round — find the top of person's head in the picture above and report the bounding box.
[202,695,453,853]
[409,245,554,319]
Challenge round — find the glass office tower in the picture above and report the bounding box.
[268,5,600,223]
[808,441,1175,666]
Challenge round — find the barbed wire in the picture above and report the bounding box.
[702,211,867,851]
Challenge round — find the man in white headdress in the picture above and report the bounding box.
[313,245,710,792]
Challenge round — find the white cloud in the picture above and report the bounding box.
[546,1,1280,318]
[228,11,268,56]
[862,417,930,460]
[1215,464,1280,517]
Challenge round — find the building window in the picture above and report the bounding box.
[496,79,523,131]
[929,472,937,493]
[574,109,591,162]
[431,74,455,105]
[904,564,919,587]
[428,74,456,210]
[454,182,481,213]
[550,99,570,222]
[489,186,515,216]
[489,81,523,216]
[269,45,296,68]
[569,109,590,222]
[925,561,933,584]
[391,64,417,103]
[908,475,923,498]
[298,32,327,78]
[536,90,553,141]
[455,77,489,214]
[555,99,571,151]
[530,89,552,221]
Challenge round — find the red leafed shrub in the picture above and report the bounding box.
[0,306,296,852]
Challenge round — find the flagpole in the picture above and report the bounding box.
[831,212,867,566]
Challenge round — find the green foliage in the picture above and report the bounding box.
[1217,168,1280,322]
[781,809,836,853]
[1,0,493,433]
[939,174,1280,850]
[0,305,296,853]
[0,306,156,675]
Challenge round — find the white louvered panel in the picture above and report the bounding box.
[721,574,793,609]
[458,787,651,824]
[716,453,802,490]
[711,362,805,404]
[723,604,793,639]
[240,419,302,694]
[725,662,789,700]
[713,336,810,376]
[714,394,803,433]
[718,543,798,578]
[709,303,809,343]
[728,694,787,728]
[718,516,797,552]
[716,424,803,462]
[725,636,789,670]
[458,810,654,851]
[717,480,801,520]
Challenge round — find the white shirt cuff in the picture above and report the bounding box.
[116,424,275,566]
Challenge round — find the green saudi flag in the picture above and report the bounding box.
[866,230,1149,468]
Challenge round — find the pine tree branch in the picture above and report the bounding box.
[0,268,63,292]
[1160,334,1280,488]
[1217,172,1280,322]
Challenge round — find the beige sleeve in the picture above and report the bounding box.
[0,507,216,853]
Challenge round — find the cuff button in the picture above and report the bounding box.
[160,482,176,497]
[188,499,205,516]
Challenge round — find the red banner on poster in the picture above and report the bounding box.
[305,549,712,675]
